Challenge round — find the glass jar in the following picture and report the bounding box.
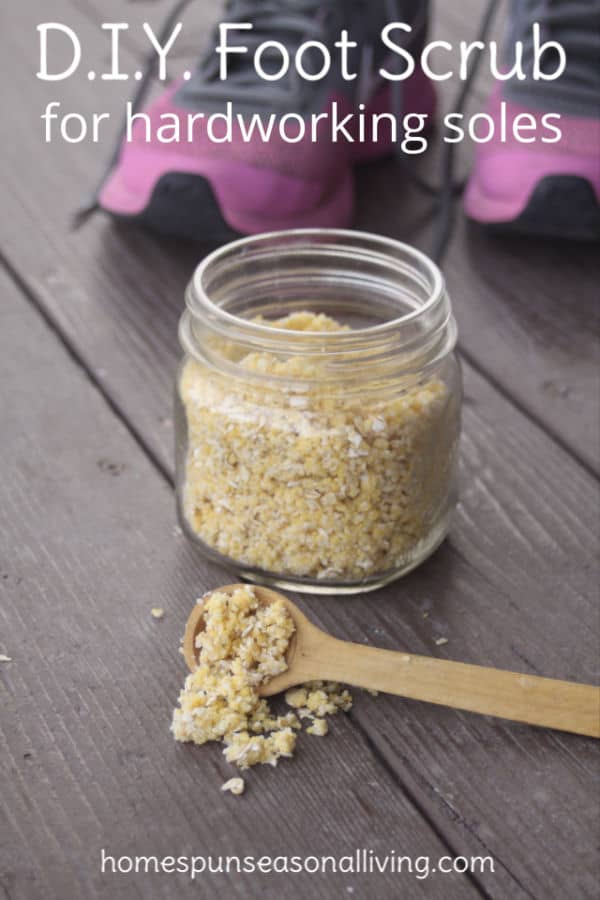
[175,229,461,595]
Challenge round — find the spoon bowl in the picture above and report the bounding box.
[182,584,600,737]
[183,583,310,696]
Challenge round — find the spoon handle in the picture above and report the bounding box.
[321,640,600,737]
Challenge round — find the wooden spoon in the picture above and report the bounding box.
[183,585,600,738]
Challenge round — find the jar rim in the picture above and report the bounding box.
[189,228,446,341]
[182,228,456,382]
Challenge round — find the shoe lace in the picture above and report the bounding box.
[509,0,600,108]
[387,0,501,262]
[74,0,338,225]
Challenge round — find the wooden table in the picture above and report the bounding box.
[2,2,598,898]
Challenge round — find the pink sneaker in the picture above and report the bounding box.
[98,0,436,240]
[465,1,600,240]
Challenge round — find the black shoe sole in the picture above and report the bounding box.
[110,171,242,242]
[483,175,600,242]
[111,173,600,245]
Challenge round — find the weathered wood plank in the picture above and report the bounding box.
[0,268,481,900]
[3,3,600,898]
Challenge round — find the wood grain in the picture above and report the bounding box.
[0,269,481,900]
[2,2,599,899]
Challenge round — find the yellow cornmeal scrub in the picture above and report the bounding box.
[178,312,449,582]
[171,585,352,778]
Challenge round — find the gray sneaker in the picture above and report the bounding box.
[98,0,436,239]
[465,0,600,239]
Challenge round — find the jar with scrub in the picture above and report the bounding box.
[175,229,461,594]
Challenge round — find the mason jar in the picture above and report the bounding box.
[175,229,461,595]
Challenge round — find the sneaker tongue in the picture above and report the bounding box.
[182,0,340,105]
[200,1,329,82]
